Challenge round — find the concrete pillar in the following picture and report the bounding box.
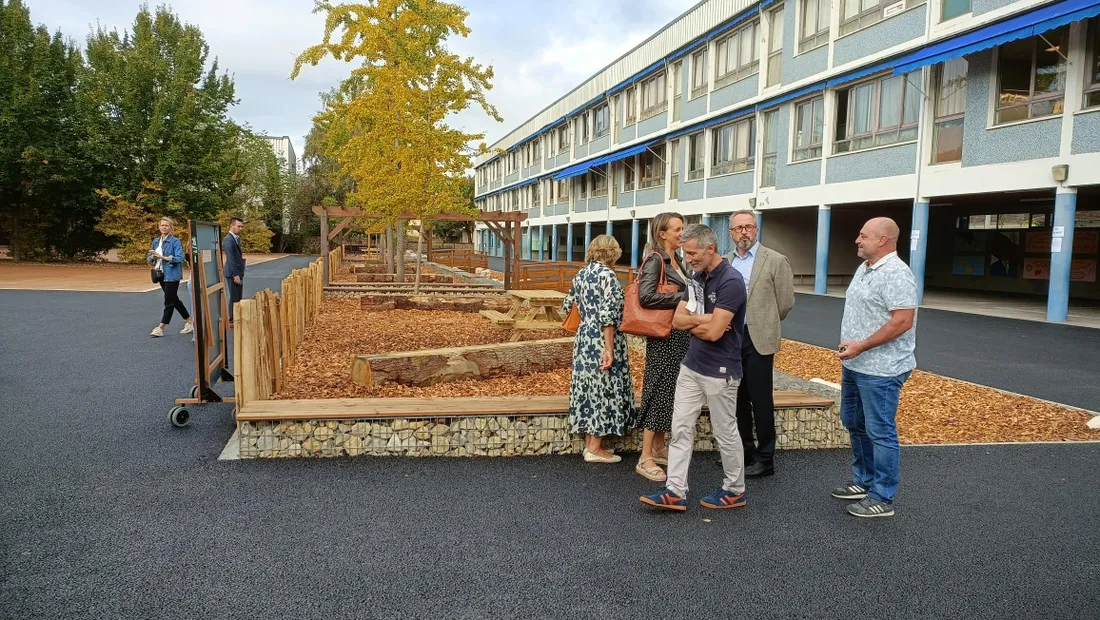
[606,220,613,236]
[755,212,763,242]
[538,226,545,261]
[701,213,712,227]
[551,224,559,261]
[815,205,831,295]
[524,226,532,260]
[584,222,593,252]
[631,219,641,269]
[566,224,574,262]
[910,200,929,305]
[1047,188,1078,322]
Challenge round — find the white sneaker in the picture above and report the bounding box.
[180,322,194,335]
[150,326,164,337]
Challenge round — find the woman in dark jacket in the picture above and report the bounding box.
[634,212,689,482]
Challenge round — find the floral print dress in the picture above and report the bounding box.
[561,261,637,437]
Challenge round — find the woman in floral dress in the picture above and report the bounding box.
[561,234,636,463]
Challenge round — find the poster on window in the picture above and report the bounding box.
[1026,230,1099,254]
[954,229,986,252]
[952,255,985,276]
[1023,258,1097,282]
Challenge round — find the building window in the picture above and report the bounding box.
[687,132,705,180]
[691,49,708,98]
[1083,18,1100,108]
[670,139,681,198]
[557,124,570,154]
[623,156,636,191]
[594,104,610,138]
[834,72,920,153]
[592,166,609,197]
[640,145,666,188]
[841,0,925,36]
[715,22,760,88]
[996,28,1068,124]
[932,58,967,163]
[761,109,778,186]
[941,0,970,22]
[766,8,784,88]
[532,183,541,207]
[641,72,668,118]
[576,173,588,199]
[711,117,755,175]
[793,96,824,161]
[800,0,830,52]
[625,87,637,125]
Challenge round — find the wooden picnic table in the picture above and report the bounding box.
[480,289,567,341]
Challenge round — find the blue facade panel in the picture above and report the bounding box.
[1072,110,1100,154]
[638,111,669,138]
[680,179,705,201]
[683,95,708,122]
[706,171,755,197]
[576,143,589,158]
[620,123,637,143]
[590,135,610,153]
[973,0,1019,15]
[588,196,609,212]
[710,74,759,112]
[635,186,665,206]
[781,7,829,84]
[574,199,589,212]
[505,171,519,184]
[777,159,822,189]
[826,143,917,184]
[617,191,635,208]
[833,6,927,68]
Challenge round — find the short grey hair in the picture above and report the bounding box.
[681,223,718,251]
[731,209,756,221]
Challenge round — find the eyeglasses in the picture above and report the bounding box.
[733,225,757,233]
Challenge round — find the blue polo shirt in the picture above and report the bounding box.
[682,259,746,380]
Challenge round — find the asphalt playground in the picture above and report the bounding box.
[1,256,1097,619]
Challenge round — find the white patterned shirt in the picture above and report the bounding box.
[840,252,918,377]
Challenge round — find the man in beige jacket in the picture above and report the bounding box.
[725,210,795,477]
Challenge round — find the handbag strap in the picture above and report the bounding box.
[639,251,669,287]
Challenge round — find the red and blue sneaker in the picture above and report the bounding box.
[699,489,746,509]
[640,487,687,511]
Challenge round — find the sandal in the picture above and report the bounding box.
[635,457,666,482]
[652,449,669,466]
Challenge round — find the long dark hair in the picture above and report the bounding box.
[645,212,684,254]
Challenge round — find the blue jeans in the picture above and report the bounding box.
[840,367,910,503]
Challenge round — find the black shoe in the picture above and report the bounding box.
[745,461,774,477]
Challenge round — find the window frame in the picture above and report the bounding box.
[792,96,825,162]
[799,0,830,52]
[710,116,756,176]
[714,21,760,89]
[623,155,636,192]
[931,58,967,164]
[624,87,638,125]
[761,109,778,187]
[640,72,668,118]
[994,29,1069,125]
[840,0,927,37]
[686,132,705,180]
[1082,17,1100,109]
[940,0,971,22]
[766,7,784,88]
[594,103,610,138]
[640,145,666,188]
[591,165,609,197]
[834,72,921,154]
[691,50,708,98]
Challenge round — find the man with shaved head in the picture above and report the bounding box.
[831,216,917,518]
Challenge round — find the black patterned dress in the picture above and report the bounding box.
[637,259,690,433]
[561,261,637,437]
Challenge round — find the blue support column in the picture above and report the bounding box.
[701,213,711,227]
[551,224,559,261]
[538,226,545,261]
[910,200,929,305]
[606,220,612,236]
[1047,189,1078,322]
[524,227,532,260]
[584,222,592,252]
[755,212,763,242]
[566,224,574,262]
[815,205,831,295]
[631,219,640,269]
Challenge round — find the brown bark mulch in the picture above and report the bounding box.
[775,340,1097,444]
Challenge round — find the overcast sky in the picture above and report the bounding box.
[29,0,695,165]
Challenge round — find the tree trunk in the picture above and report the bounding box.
[414,221,425,294]
[383,224,394,272]
[396,219,406,278]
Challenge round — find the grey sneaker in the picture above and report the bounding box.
[847,497,895,518]
[830,483,868,500]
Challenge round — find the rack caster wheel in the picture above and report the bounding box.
[190,385,200,399]
[168,405,191,428]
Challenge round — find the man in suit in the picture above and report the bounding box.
[724,210,795,477]
[223,217,246,323]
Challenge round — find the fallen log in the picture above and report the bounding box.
[350,337,575,388]
[356,273,454,284]
[360,294,512,313]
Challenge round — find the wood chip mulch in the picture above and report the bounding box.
[775,340,1097,444]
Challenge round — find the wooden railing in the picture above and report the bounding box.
[234,259,324,411]
[328,245,344,276]
[516,261,635,293]
[431,249,489,271]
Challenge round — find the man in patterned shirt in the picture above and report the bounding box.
[832,217,917,519]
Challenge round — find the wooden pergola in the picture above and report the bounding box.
[312,205,528,288]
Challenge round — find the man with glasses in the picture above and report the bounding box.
[724,210,794,477]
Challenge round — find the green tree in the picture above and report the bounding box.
[82,4,242,258]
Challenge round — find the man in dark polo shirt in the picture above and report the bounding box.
[641,224,748,512]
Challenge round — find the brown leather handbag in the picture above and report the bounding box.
[620,253,678,338]
[562,303,580,333]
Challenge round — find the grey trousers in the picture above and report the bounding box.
[665,365,746,499]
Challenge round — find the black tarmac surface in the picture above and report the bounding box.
[2,256,1098,619]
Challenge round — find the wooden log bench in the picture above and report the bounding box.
[235,392,846,458]
[358,294,513,313]
[350,337,574,388]
[356,273,455,284]
[478,309,516,328]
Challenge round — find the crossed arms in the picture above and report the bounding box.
[672,300,735,342]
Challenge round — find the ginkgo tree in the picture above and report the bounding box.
[292,0,501,291]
